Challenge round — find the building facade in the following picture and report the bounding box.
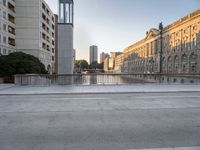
[118,9,200,74]
[100,52,109,63]
[89,45,98,64]
[103,52,122,72]
[0,0,16,55]
[114,53,124,72]
[15,0,56,73]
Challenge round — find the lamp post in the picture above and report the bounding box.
[149,58,154,74]
[159,22,163,74]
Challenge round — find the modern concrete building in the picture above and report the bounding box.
[116,9,200,75]
[89,45,98,64]
[103,52,122,72]
[0,0,16,55]
[100,52,109,63]
[15,0,56,73]
[57,0,74,74]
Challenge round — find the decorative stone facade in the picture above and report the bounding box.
[119,9,200,74]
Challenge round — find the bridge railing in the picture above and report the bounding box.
[14,74,200,86]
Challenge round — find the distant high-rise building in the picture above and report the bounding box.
[90,45,98,64]
[100,52,110,63]
[15,0,56,73]
[0,0,16,55]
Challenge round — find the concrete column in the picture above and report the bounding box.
[57,24,74,74]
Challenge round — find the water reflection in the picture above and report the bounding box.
[73,75,145,85]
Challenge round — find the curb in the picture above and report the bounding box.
[0,91,200,96]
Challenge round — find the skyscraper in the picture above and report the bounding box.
[89,45,98,64]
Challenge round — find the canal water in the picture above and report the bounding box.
[73,75,147,85]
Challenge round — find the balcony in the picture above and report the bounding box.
[42,3,46,10]
[42,13,46,21]
[8,25,15,35]
[47,45,50,51]
[42,23,46,30]
[8,14,15,24]
[8,37,15,46]
[42,33,46,40]
[8,2,15,13]
[42,43,46,49]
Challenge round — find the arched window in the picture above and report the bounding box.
[167,56,172,73]
[174,55,179,73]
[189,53,197,73]
[181,54,188,73]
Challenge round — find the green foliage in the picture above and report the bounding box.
[89,61,103,70]
[0,52,48,76]
[75,60,89,69]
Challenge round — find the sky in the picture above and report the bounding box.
[45,0,200,62]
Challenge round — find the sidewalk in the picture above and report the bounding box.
[0,84,200,95]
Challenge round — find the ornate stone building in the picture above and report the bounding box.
[117,9,200,74]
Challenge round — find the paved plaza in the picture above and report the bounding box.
[0,89,200,150]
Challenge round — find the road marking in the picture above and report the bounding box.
[63,97,110,100]
[128,147,200,150]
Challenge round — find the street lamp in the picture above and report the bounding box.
[159,22,163,74]
[149,58,154,74]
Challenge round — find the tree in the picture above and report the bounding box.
[0,52,48,76]
[75,60,89,70]
[89,61,99,69]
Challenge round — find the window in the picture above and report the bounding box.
[0,34,1,43]
[3,36,6,44]
[47,45,50,51]
[193,38,197,47]
[47,27,49,33]
[3,49,6,55]
[193,25,197,30]
[3,24,6,32]
[3,11,6,19]
[3,0,6,6]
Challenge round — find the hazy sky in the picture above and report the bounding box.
[46,0,200,61]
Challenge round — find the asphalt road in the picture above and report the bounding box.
[0,93,200,150]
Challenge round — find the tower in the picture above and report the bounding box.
[89,45,98,64]
[57,0,74,74]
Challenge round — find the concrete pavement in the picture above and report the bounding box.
[0,93,200,150]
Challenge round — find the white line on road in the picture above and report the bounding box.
[63,97,110,100]
[129,147,200,150]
